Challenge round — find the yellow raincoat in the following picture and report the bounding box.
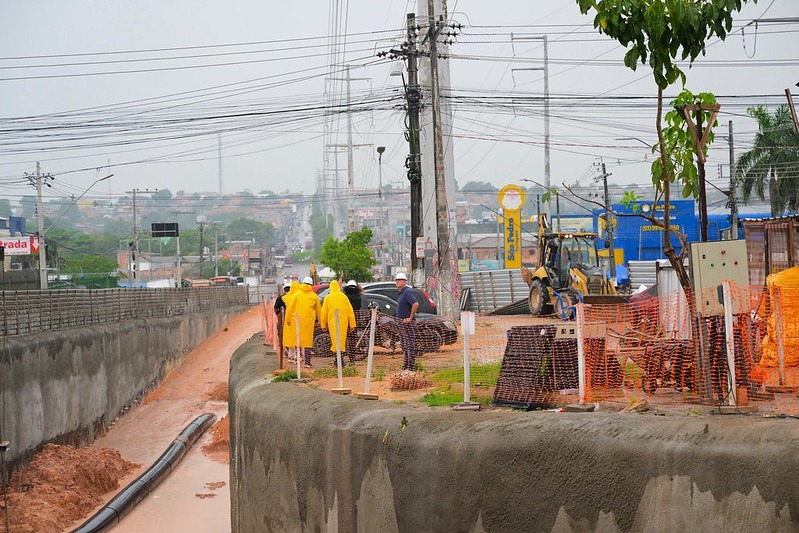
[320,280,356,352]
[282,282,301,348]
[285,282,321,349]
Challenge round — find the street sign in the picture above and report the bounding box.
[151,222,179,237]
[415,236,425,259]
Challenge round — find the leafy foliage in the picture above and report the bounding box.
[461,181,498,193]
[654,89,718,199]
[319,227,376,282]
[574,0,752,291]
[735,105,799,215]
[576,0,753,89]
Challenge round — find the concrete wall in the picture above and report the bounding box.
[4,306,246,466]
[230,344,799,533]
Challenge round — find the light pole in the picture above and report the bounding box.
[38,172,113,289]
[377,146,386,279]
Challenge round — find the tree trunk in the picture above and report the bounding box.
[655,88,692,294]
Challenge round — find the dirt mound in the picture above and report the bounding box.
[7,444,139,533]
[206,381,229,402]
[202,415,230,462]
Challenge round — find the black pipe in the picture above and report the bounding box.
[71,412,217,533]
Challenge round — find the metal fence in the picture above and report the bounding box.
[459,269,529,313]
[0,287,249,337]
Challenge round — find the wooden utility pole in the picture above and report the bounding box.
[35,163,47,289]
[406,13,423,279]
[728,121,739,239]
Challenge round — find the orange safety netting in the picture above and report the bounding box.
[759,267,799,368]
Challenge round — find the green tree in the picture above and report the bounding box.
[461,181,498,193]
[61,255,119,274]
[225,218,275,248]
[319,227,376,282]
[735,105,799,216]
[0,199,12,217]
[575,0,754,291]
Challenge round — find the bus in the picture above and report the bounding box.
[210,275,236,286]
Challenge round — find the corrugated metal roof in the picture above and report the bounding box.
[459,269,529,314]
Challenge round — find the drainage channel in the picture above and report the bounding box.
[71,413,217,533]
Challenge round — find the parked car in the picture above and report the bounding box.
[360,282,438,315]
[362,293,457,346]
[317,282,437,314]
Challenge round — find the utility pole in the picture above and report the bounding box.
[377,146,387,279]
[697,111,709,242]
[346,65,355,232]
[405,13,423,280]
[326,68,371,235]
[218,133,223,196]
[171,209,195,287]
[728,121,739,239]
[597,161,616,279]
[379,13,423,278]
[35,163,48,289]
[510,35,550,218]
[199,220,206,277]
[427,1,454,316]
[126,189,156,287]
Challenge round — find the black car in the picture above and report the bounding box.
[361,282,438,315]
[362,293,458,346]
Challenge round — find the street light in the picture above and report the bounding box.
[40,173,113,289]
[377,146,386,279]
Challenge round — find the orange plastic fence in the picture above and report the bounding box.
[259,282,799,414]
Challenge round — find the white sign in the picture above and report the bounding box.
[0,236,38,255]
[460,311,475,336]
[415,236,425,259]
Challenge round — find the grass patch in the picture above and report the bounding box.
[430,362,501,388]
[312,365,360,380]
[373,367,385,382]
[414,361,426,372]
[273,370,297,382]
[420,387,493,407]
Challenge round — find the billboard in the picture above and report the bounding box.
[0,236,39,255]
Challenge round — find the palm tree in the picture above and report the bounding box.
[735,105,799,216]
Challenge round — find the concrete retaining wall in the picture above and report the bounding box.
[230,345,799,532]
[4,306,247,466]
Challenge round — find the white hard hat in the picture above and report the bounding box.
[302,276,314,285]
[346,279,357,287]
[283,281,291,289]
[395,272,408,281]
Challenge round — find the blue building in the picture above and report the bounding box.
[593,200,771,264]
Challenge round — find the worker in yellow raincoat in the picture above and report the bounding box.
[282,281,301,362]
[320,280,356,356]
[285,276,321,367]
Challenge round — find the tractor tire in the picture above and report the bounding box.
[554,291,575,321]
[528,279,551,316]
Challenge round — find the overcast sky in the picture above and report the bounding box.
[0,0,795,215]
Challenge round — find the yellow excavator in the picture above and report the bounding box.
[521,214,619,318]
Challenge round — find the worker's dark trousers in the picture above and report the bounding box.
[399,320,417,371]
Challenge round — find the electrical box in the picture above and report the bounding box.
[689,240,749,317]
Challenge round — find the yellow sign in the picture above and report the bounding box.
[498,185,526,269]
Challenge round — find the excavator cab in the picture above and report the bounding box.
[522,214,617,318]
